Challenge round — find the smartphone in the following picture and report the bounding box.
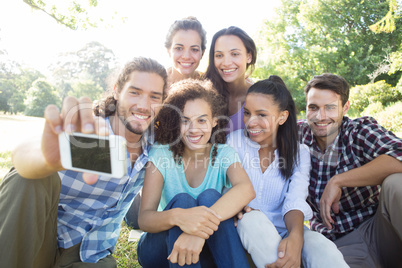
[59,132,127,178]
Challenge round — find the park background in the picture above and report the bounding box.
[0,0,401,267]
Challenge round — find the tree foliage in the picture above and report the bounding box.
[389,50,402,76]
[349,80,402,113]
[371,101,402,133]
[23,0,99,30]
[369,0,400,33]
[0,39,116,115]
[22,0,127,30]
[0,49,44,114]
[255,0,402,111]
[50,41,116,100]
[24,79,60,117]
[69,80,104,101]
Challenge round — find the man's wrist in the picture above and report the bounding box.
[330,174,344,188]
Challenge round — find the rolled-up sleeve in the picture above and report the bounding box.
[282,144,313,220]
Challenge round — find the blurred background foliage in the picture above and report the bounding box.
[1,0,401,133]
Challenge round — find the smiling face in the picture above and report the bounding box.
[306,87,350,149]
[168,29,203,77]
[213,35,251,84]
[180,98,217,152]
[243,93,288,147]
[114,71,164,135]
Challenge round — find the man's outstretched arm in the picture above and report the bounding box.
[12,96,108,179]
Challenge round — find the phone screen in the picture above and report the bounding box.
[69,135,112,173]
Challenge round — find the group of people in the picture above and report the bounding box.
[0,16,401,268]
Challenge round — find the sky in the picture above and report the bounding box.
[0,0,280,75]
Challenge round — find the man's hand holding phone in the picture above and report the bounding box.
[43,96,113,184]
[59,132,127,180]
[12,96,113,184]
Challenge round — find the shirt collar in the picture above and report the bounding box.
[105,117,154,157]
[242,129,279,156]
[307,116,349,154]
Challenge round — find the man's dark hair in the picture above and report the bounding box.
[304,73,350,105]
[94,57,168,117]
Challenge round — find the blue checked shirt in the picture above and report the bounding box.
[57,117,150,262]
[298,116,402,241]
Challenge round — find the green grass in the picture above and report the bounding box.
[0,150,12,181]
[114,223,141,267]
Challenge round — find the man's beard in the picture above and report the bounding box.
[116,104,146,135]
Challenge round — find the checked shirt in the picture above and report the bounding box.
[298,116,402,241]
[57,117,151,263]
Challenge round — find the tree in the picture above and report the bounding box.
[349,80,402,113]
[369,0,400,33]
[9,68,45,114]
[0,46,44,114]
[0,44,19,113]
[50,41,116,99]
[76,42,116,91]
[24,79,59,117]
[0,79,17,113]
[22,0,127,30]
[69,80,104,101]
[255,0,402,111]
[8,89,26,114]
[23,0,99,30]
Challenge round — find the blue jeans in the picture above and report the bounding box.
[137,189,250,268]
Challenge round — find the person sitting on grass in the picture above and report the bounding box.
[0,57,167,267]
[136,79,255,267]
[298,73,402,267]
[229,78,348,268]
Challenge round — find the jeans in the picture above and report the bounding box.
[237,210,348,268]
[136,189,250,268]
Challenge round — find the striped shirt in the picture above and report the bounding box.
[298,116,402,241]
[57,118,150,262]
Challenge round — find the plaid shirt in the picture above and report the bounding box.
[298,116,402,241]
[57,118,150,263]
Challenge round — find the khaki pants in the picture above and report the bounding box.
[0,168,116,268]
[334,173,402,268]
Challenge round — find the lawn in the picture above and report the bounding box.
[0,114,140,267]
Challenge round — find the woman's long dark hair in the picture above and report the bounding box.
[204,26,257,108]
[247,78,299,180]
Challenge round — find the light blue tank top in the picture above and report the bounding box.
[148,143,240,210]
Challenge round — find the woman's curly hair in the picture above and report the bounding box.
[155,79,228,165]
